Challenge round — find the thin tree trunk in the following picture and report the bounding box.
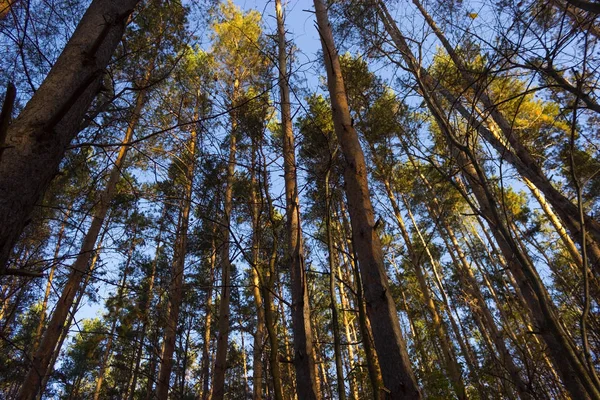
[156,108,198,400]
[128,206,166,400]
[370,144,466,399]
[0,0,139,271]
[249,142,266,400]
[201,229,217,400]
[18,77,142,399]
[336,203,384,398]
[325,169,347,400]
[313,1,420,397]
[337,257,360,400]
[33,207,71,351]
[93,232,137,400]
[212,94,238,400]
[35,223,108,400]
[275,1,321,398]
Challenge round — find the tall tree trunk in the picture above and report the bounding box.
[156,111,198,400]
[249,141,266,400]
[128,206,166,400]
[336,259,360,400]
[35,224,108,400]
[18,77,142,399]
[0,0,139,271]
[313,1,421,397]
[275,1,321,398]
[212,93,238,400]
[201,230,217,400]
[336,203,384,398]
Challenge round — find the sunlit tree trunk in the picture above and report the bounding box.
[156,106,198,400]
[274,1,321,398]
[313,1,421,397]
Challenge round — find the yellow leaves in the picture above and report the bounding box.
[467,12,478,19]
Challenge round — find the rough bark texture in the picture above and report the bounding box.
[314,1,421,398]
[0,0,139,270]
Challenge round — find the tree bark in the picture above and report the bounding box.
[313,1,421,398]
[275,1,321,398]
[156,109,198,400]
[17,70,142,399]
[0,0,139,270]
[212,96,238,400]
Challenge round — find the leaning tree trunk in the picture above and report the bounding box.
[0,0,139,271]
[411,0,600,268]
[377,4,600,397]
[17,73,143,400]
[275,1,321,398]
[313,1,421,398]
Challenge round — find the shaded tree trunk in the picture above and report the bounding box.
[18,73,142,399]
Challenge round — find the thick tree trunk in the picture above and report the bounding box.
[0,0,139,270]
[155,113,197,400]
[275,1,321,398]
[313,1,421,398]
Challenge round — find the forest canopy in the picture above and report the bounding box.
[1,0,600,399]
